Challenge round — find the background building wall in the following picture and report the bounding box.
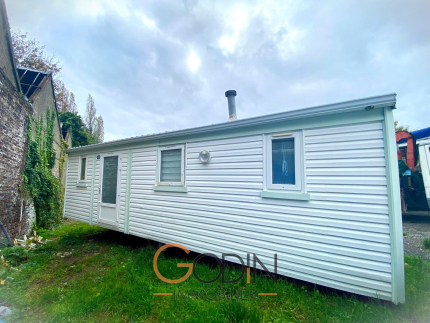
[0,0,19,91]
[31,77,62,178]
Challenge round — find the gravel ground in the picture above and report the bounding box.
[403,216,430,260]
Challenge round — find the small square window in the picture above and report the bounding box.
[265,132,303,191]
[79,157,87,181]
[157,145,185,186]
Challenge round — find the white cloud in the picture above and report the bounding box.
[187,50,201,73]
[5,0,430,142]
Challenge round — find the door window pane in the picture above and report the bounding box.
[272,138,295,185]
[160,149,182,182]
[102,156,118,204]
[80,158,86,181]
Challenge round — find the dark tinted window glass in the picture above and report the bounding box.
[272,138,295,185]
[80,158,86,180]
[102,156,118,204]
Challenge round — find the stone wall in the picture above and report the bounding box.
[0,0,66,238]
[0,69,34,238]
[0,0,19,91]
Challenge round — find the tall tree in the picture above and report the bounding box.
[12,29,105,145]
[12,30,71,114]
[58,112,91,147]
[68,92,78,114]
[55,80,70,112]
[11,30,61,75]
[85,93,96,136]
[93,116,105,144]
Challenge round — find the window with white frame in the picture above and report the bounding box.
[157,145,185,186]
[265,131,303,191]
[79,157,87,181]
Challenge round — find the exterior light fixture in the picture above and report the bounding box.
[199,150,211,164]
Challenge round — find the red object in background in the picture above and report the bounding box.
[397,150,402,160]
[396,131,415,171]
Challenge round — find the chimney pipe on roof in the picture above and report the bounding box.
[225,90,237,121]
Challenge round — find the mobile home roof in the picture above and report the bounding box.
[66,93,396,153]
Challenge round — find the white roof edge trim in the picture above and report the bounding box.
[418,138,430,146]
[66,93,396,153]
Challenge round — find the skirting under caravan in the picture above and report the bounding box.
[63,93,405,304]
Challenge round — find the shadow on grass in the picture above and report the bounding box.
[79,226,392,307]
[3,221,430,322]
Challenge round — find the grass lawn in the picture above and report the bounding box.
[1,221,430,323]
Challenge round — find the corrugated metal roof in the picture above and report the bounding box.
[17,67,51,99]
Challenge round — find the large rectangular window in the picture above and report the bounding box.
[79,157,86,181]
[157,145,185,186]
[265,132,302,191]
[272,138,295,185]
[101,156,119,204]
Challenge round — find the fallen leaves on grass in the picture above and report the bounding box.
[56,251,73,258]
[14,231,48,249]
[1,255,9,268]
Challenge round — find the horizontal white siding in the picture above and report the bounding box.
[64,155,91,223]
[65,120,393,301]
[125,122,393,300]
[118,151,128,231]
[91,157,100,225]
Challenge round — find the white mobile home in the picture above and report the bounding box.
[63,92,405,303]
[418,138,430,208]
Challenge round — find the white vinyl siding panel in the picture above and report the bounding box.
[91,158,100,224]
[124,123,393,300]
[64,155,92,223]
[118,151,128,231]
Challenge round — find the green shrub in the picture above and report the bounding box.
[1,247,29,267]
[423,238,430,249]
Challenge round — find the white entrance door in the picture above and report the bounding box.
[98,153,120,227]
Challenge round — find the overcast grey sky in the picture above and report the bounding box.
[6,0,430,142]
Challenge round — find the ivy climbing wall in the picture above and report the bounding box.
[0,69,34,237]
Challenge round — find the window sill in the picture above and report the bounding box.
[76,182,89,188]
[260,190,310,201]
[153,186,188,193]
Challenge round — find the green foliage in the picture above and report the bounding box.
[394,121,410,132]
[59,138,69,180]
[1,221,430,322]
[1,247,29,267]
[423,238,430,249]
[58,111,91,147]
[23,110,63,229]
[44,110,56,169]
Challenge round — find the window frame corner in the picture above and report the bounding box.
[265,130,304,192]
[156,144,185,187]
